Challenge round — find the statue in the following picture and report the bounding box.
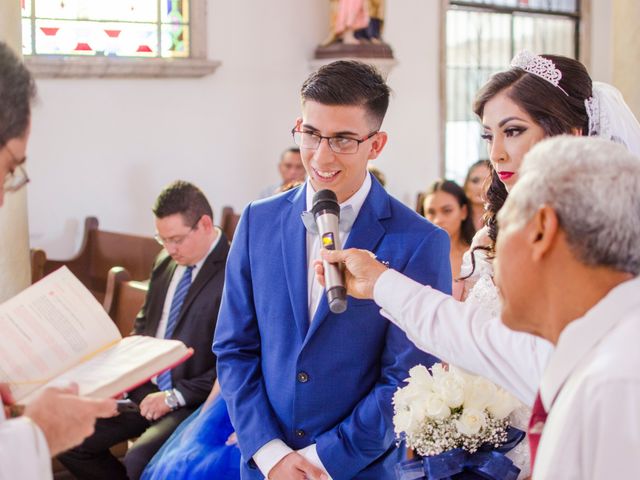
[317,0,392,59]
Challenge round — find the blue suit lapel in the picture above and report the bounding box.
[306,177,389,340]
[281,185,310,342]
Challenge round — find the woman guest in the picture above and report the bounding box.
[422,180,475,294]
[463,159,491,230]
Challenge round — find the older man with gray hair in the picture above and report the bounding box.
[318,135,640,479]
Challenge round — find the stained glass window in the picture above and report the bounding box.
[21,0,190,58]
[444,0,581,182]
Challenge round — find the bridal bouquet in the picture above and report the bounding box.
[393,364,524,480]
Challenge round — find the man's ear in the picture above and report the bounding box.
[368,131,388,160]
[530,205,559,261]
[200,214,214,232]
[294,117,303,130]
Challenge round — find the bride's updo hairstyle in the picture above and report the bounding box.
[472,54,593,248]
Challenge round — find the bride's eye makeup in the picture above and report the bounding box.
[480,132,493,142]
[504,126,526,137]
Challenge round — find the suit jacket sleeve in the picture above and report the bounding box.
[213,205,285,462]
[316,227,452,477]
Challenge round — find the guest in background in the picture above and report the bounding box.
[463,159,491,230]
[59,181,229,480]
[422,180,475,296]
[259,147,305,198]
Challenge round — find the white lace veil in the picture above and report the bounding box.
[585,82,640,157]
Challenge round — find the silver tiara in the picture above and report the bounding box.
[510,51,569,96]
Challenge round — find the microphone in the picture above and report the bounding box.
[312,189,347,314]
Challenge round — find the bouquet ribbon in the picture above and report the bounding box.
[396,427,526,480]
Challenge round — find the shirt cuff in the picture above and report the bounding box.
[253,439,293,478]
[173,389,186,407]
[298,444,332,479]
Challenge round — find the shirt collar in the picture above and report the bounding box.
[539,275,640,411]
[189,226,222,274]
[304,172,372,225]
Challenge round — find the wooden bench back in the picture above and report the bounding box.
[43,216,161,301]
[103,267,148,337]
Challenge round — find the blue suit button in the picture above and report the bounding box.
[297,371,309,383]
[295,429,306,438]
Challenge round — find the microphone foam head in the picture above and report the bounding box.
[312,189,340,217]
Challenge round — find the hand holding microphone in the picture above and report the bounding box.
[312,189,348,314]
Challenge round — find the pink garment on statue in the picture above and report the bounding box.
[335,0,370,34]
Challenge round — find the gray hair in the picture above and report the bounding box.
[498,135,640,274]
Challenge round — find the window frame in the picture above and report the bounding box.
[439,0,589,178]
[23,0,220,78]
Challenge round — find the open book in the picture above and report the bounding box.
[0,267,193,403]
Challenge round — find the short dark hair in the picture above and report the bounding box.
[280,147,301,161]
[0,42,36,147]
[300,60,390,128]
[152,180,213,226]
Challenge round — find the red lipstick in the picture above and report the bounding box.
[498,171,514,181]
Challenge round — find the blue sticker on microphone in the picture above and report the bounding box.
[321,232,336,250]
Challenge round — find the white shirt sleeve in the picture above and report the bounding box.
[253,439,293,478]
[297,443,332,479]
[373,269,552,406]
[0,416,52,480]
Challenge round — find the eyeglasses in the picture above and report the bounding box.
[154,217,201,247]
[3,144,29,193]
[291,128,378,155]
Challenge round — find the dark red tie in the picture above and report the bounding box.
[528,392,548,473]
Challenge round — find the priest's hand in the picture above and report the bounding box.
[314,248,387,300]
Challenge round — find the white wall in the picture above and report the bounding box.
[32,1,627,256]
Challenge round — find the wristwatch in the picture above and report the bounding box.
[164,389,180,410]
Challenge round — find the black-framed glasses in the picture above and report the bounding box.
[291,128,378,154]
[3,144,29,193]
[154,216,202,247]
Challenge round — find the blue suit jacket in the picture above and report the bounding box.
[213,177,451,479]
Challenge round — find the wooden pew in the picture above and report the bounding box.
[102,266,149,337]
[43,217,162,302]
[220,205,240,241]
[30,248,47,284]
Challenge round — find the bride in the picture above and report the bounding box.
[318,51,640,478]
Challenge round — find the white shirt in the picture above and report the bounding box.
[153,227,222,406]
[373,268,553,406]
[0,409,52,480]
[534,276,640,479]
[253,175,372,479]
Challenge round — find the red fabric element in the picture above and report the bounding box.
[528,392,549,473]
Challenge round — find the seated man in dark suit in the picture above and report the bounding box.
[59,180,229,480]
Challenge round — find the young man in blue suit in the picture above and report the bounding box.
[214,61,451,480]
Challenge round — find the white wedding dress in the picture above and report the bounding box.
[459,238,531,479]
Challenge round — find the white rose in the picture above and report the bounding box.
[430,363,447,379]
[455,408,487,436]
[464,376,497,410]
[487,389,521,420]
[433,371,465,408]
[393,409,413,435]
[408,364,435,390]
[425,394,450,420]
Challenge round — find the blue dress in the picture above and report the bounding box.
[141,395,241,480]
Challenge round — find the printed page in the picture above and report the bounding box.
[19,336,191,403]
[0,267,121,401]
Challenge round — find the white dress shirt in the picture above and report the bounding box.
[0,408,52,480]
[253,175,372,479]
[153,227,222,406]
[373,268,553,406]
[534,276,640,479]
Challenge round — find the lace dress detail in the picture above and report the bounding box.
[458,238,531,479]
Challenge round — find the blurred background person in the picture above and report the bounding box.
[463,159,491,231]
[422,179,475,295]
[259,147,305,199]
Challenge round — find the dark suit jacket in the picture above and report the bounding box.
[129,233,229,407]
